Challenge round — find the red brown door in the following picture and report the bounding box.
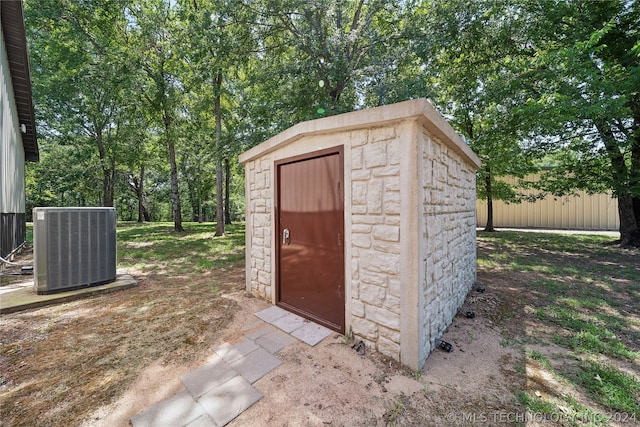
[276,147,345,333]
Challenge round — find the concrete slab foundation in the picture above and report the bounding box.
[0,273,137,314]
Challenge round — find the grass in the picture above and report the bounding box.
[517,390,614,426]
[538,306,638,360]
[576,361,640,414]
[516,391,558,416]
[525,349,551,369]
[25,225,33,244]
[117,222,245,274]
[478,230,640,420]
[26,221,246,275]
[383,395,408,426]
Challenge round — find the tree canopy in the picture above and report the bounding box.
[24,0,640,247]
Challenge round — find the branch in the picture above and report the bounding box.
[350,0,365,33]
[59,0,107,56]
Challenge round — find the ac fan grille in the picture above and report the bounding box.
[34,208,116,294]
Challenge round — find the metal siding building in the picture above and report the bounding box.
[476,175,619,231]
[1,1,39,258]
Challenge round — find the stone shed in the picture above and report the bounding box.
[239,98,481,370]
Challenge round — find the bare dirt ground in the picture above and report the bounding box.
[1,251,524,427]
[2,232,638,426]
[80,287,523,427]
[1,246,242,427]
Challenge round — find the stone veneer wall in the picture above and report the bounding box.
[245,156,274,300]
[244,123,405,363]
[242,106,478,370]
[418,128,477,366]
[349,125,403,360]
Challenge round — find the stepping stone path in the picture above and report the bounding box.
[130,306,333,427]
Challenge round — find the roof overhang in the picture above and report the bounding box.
[1,0,39,162]
[239,98,481,170]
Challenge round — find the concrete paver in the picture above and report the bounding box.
[130,390,205,427]
[254,305,288,323]
[244,323,277,340]
[132,306,336,427]
[181,355,237,398]
[184,414,217,427]
[255,306,334,347]
[229,347,282,384]
[213,337,259,364]
[291,322,333,346]
[270,311,307,333]
[255,329,297,354]
[198,376,263,427]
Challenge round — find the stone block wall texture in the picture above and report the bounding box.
[418,128,477,365]
[246,155,273,300]
[349,126,402,360]
[243,112,478,369]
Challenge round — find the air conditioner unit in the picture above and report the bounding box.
[33,207,117,294]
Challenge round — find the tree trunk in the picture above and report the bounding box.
[631,105,640,246]
[186,178,198,222]
[214,72,225,236]
[618,195,640,247]
[165,112,184,232]
[96,128,115,207]
[143,201,150,222]
[597,122,639,247]
[484,167,495,232]
[633,195,640,245]
[224,158,232,225]
[109,162,116,207]
[137,165,145,223]
[102,169,115,207]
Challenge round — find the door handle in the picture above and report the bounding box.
[283,228,290,246]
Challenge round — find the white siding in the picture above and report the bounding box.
[0,24,26,215]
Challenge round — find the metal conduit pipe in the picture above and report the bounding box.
[0,255,22,266]
[0,242,27,266]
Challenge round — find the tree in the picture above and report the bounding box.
[179,126,215,223]
[518,1,640,247]
[412,0,539,231]
[26,143,101,211]
[177,0,259,235]
[123,114,154,223]
[25,0,136,208]
[251,0,405,119]
[127,0,186,231]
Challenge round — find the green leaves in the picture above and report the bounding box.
[411,0,639,243]
[24,0,639,243]
[515,0,640,245]
[413,0,540,231]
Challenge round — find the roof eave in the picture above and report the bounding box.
[1,0,39,162]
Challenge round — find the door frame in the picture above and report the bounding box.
[274,145,345,332]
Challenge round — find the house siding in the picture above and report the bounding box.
[1,23,27,257]
[1,213,26,258]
